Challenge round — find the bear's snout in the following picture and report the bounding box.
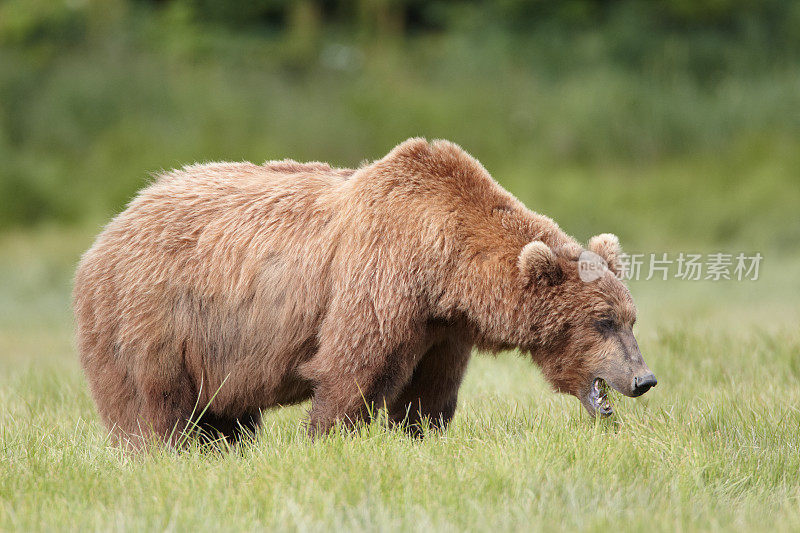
[630,373,658,397]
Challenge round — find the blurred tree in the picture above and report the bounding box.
[118,0,800,48]
[284,0,322,68]
[357,0,404,40]
[0,0,87,47]
[1,0,799,232]
[171,0,287,30]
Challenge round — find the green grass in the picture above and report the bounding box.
[1,228,799,531]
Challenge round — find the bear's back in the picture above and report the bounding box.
[74,161,352,362]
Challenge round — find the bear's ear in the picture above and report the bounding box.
[518,241,563,287]
[588,233,622,276]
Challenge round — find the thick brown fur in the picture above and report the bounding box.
[74,138,644,448]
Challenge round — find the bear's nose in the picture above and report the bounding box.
[631,373,657,397]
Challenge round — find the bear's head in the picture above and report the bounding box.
[517,233,656,416]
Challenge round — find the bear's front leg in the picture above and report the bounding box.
[389,337,472,436]
[301,329,425,436]
[300,285,429,435]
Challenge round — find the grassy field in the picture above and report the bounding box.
[1,223,798,532]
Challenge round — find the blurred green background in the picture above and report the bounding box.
[1,0,799,252]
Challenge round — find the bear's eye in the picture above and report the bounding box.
[595,318,617,333]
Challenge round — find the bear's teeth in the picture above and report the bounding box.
[591,378,614,415]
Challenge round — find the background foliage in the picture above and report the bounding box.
[1,0,799,250]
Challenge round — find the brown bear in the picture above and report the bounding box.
[73,138,656,448]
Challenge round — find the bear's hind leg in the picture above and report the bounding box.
[135,384,198,448]
[132,351,204,448]
[84,360,149,450]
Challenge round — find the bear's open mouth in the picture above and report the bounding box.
[588,378,614,417]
